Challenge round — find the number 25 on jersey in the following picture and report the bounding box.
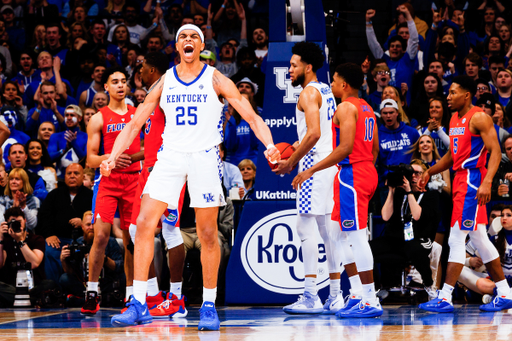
[176,106,197,125]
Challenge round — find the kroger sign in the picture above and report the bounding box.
[240,209,329,295]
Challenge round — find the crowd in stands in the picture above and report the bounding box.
[2,0,512,307]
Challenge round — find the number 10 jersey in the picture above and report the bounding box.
[160,64,224,152]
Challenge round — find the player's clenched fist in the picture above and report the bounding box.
[100,159,116,177]
[264,145,281,164]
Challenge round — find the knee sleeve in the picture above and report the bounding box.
[317,215,341,274]
[296,214,318,276]
[129,223,137,244]
[469,225,499,264]
[338,229,355,265]
[162,221,184,249]
[347,229,373,272]
[448,224,468,264]
[459,266,487,294]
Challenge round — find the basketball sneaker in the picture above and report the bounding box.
[81,291,100,315]
[283,291,323,314]
[111,298,153,327]
[480,295,512,312]
[418,293,454,313]
[322,291,345,314]
[121,295,131,313]
[150,293,188,318]
[336,300,383,318]
[147,291,166,309]
[198,301,220,331]
[335,293,362,317]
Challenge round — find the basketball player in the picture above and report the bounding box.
[418,75,512,312]
[81,67,142,315]
[127,52,187,318]
[293,63,383,318]
[103,25,280,330]
[274,42,346,314]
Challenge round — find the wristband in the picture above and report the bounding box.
[366,21,372,25]
[221,4,225,8]
[432,23,437,29]
[464,257,471,267]
[266,144,275,150]
[18,241,26,248]
[206,25,212,29]
[405,191,413,195]
[35,108,41,114]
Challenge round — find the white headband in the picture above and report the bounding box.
[176,24,204,43]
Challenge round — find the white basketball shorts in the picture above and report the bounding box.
[143,144,226,208]
[297,151,336,215]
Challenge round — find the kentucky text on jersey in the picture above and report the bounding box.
[166,94,208,103]
[449,127,465,136]
[107,123,126,133]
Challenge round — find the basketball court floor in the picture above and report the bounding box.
[0,305,511,340]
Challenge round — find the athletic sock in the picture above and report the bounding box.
[495,279,511,297]
[125,286,133,300]
[87,281,99,293]
[170,282,182,299]
[147,277,159,296]
[133,280,147,304]
[330,278,340,297]
[439,283,454,302]
[203,287,217,305]
[362,283,377,304]
[305,277,317,296]
[349,275,363,296]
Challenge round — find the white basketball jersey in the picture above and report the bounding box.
[295,82,336,154]
[160,64,224,152]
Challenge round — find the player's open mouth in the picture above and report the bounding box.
[184,44,194,56]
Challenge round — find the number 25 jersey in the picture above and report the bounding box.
[160,64,224,152]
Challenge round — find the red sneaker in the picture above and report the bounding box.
[81,291,100,315]
[147,291,166,309]
[150,293,187,319]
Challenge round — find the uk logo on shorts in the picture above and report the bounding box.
[342,220,355,229]
[203,193,215,203]
[463,219,474,229]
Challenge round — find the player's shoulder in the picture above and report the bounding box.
[88,110,104,129]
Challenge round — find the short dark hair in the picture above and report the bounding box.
[335,63,364,89]
[101,66,129,85]
[45,22,60,31]
[438,42,456,60]
[396,22,408,31]
[463,52,483,69]
[389,35,406,50]
[8,143,25,155]
[489,55,505,67]
[236,46,256,65]
[91,19,106,28]
[144,52,169,76]
[40,81,56,89]
[4,207,25,222]
[452,75,477,98]
[291,41,324,72]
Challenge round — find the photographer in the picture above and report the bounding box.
[59,211,124,302]
[370,160,439,297]
[0,207,45,307]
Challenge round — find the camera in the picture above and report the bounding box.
[386,163,414,188]
[67,229,91,264]
[8,219,21,233]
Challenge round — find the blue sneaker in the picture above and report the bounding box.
[480,295,512,312]
[336,300,383,318]
[418,296,454,313]
[111,298,153,326]
[283,291,323,314]
[335,294,362,317]
[322,291,345,315]
[198,301,220,331]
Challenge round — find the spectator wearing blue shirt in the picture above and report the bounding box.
[366,6,419,105]
[11,52,41,92]
[26,81,66,137]
[78,65,106,110]
[47,105,87,179]
[428,60,451,95]
[417,97,451,158]
[495,69,512,118]
[0,106,29,169]
[378,99,420,181]
[368,64,391,111]
[45,23,68,67]
[463,52,482,82]
[1,5,25,53]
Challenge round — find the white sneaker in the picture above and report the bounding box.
[322,291,345,314]
[283,291,323,314]
[482,294,493,304]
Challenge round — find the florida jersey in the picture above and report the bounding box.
[449,106,487,171]
[335,97,377,165]
[144,106,165,168]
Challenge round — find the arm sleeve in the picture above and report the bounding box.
[47,135,62,162]
[25,111,39,133]
[23,206,38,232]
[366,26,384,59]
[406,20,419,59]
[70,138,87,160]
[436,127,450,149]
[33,178,48,202]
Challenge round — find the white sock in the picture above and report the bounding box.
[170,282,182,298]
[87,281,99,293]
[203,287,217,304]
[125,286,133,300]
[147,277,159,296]
[349,275,363,296]
[439,283,454,302]
[305,277,317,295]
[362,283,377,304]
[330,278,340,297]
[133,280,147,304]
[495,279,511,297]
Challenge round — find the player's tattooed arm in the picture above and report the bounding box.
[212,72,222,98]
[145,76,163,100]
